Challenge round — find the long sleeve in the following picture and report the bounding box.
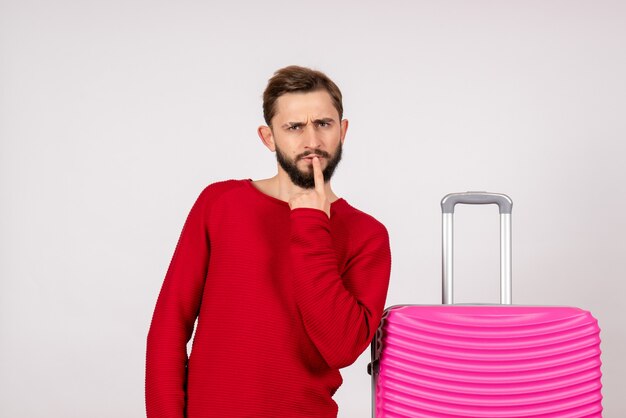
[145,188,212,418]
[289,207,391,369]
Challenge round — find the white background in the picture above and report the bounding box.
[1,0,625,416]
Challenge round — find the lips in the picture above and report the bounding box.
[298,152,330,162]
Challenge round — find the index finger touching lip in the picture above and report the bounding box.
[312,157,325,190]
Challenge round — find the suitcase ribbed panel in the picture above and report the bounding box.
[374,306,602,417]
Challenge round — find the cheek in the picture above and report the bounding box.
[324,131,342,147]
[275,138,298,154]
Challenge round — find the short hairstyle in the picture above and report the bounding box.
[262,65,343,126]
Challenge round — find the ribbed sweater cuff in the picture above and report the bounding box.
[289,209,334,258]
[289,207,330,221]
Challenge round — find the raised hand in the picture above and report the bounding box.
[288,157,331,218]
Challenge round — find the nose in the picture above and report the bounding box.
[303,124,322,149]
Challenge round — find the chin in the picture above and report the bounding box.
[297,161,314,172]
[297,168,313,178]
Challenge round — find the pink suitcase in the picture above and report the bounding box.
[369,192,603,417]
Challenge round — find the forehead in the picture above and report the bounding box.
[273,90,339,122]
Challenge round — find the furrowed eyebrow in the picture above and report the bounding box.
[282,121,306,129]
[313,118,334,124]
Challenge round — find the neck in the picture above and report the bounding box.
[257,169,339,203]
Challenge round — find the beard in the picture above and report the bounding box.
[275,142,343,189]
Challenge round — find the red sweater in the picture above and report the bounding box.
[146,179,391,418]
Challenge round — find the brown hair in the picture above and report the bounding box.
[262,65,343,126]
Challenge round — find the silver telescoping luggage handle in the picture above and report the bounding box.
[441,192,513,305]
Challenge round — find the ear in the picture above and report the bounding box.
[257,125,276,152]
[339,119,349,144]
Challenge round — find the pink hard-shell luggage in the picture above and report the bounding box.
[369,192,603,417]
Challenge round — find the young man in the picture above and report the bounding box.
[146,66,391,418]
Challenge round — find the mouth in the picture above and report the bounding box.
[300,156,326,166]
[298,152,330,162]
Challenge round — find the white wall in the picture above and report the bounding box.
[1,0,625,416]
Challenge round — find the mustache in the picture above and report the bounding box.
[297,149,332,161]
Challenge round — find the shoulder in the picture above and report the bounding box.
[197,179,248,201]
[189,179,250,214]
[333,200,389,241]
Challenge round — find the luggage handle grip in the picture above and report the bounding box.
[441,192,512,214]
[441,192,513,305]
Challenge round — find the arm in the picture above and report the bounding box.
[289,208,391,369]
[145,188,211,418]
[287,157,391,369]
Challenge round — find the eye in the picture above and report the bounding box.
[287,124,302,131]
[316,121,331,128]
